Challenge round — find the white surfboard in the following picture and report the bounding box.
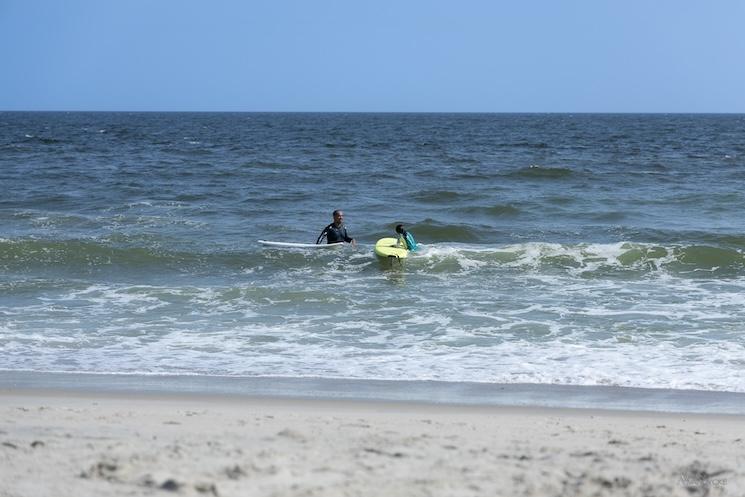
[258,240,344,249]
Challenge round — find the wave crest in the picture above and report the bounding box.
[417,242,745,277]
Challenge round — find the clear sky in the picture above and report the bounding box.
[2,0,744,112]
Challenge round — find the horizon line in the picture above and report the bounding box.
[2,109,745,115]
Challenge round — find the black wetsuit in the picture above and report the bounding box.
[316,223,353,244]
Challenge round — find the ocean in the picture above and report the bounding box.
[2,112,744,394]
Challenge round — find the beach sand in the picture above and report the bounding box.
[1,389,742,497]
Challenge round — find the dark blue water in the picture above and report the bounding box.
[2,112,744,391]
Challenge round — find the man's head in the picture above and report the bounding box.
[395,224,404,234]
[333,210,344,224]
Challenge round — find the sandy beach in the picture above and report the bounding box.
[1,389,742,497]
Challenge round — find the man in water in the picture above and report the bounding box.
[395,224,418,251]
[316,210,356,245]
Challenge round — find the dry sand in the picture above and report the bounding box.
[1,389,743,497]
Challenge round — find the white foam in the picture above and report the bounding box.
[413,241,692,277]
[4,250,745,393]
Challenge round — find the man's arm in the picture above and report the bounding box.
[344,229,356,246]
[316,224,331,244]
[343,227,353,243]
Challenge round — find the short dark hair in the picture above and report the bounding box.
[333,210,342,217]
[395,224,404,234]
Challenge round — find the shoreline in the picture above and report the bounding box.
[3,370,745,415]
[1,388,742,496]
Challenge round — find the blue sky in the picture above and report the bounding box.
[2,0,744,112]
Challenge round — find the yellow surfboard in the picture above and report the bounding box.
[374,237,409,259]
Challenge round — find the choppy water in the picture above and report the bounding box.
[2,112,745,392]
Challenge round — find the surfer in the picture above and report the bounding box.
[316,210,357,245]
[395,224,418,251]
